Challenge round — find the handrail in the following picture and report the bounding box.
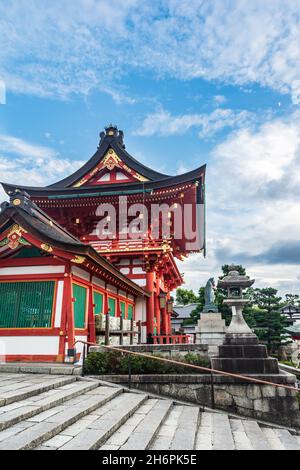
[100,345,300,393]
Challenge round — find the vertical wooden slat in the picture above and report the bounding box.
[0,281,55,328]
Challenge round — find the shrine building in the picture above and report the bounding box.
[0,125,206,362]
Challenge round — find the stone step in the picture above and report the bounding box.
[212,413,235,450]
[169,406,199,450]
[0,380,100,431]
[41,394,151,450]
[57,393,148,450]
[230,419,253,450]
[147,404,181,450]
[0,373,298,451]
[242,420,272,450]
[0,376,76,406]
[100,399,160,450]
[261,427,286,450]
[195,412,213,450]
[120,399,173,450]
[272,429,300,451]
[0,386,123,450]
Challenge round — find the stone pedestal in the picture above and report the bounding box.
[196,312,226,355]
[212,335,280,374]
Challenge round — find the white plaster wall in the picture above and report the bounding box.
[71,266,90,281]
[118,290,127,298]
[0,266,65,276]
[54,280,64,328]
[132,278,147,287]
[135,297,147,343]
[120,268,130,275]
[92,276,105,289]
[107,284,117,293]
[0,337,59,356]
[132,267,145,275]
[118,259,130,265]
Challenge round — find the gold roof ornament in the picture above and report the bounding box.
[71,255,86,264]
[41,243,53,253]
[12,198,21,206]
[7,224,24,238]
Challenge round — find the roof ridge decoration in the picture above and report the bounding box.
[100,125,125,148]
[73,146,149,188]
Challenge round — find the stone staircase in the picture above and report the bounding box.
[0,373,299,451]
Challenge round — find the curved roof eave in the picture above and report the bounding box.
[1,164,206,197]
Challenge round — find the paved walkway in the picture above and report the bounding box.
[0,373,299,450]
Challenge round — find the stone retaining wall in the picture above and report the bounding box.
[90,344,209,359]
[95,373,300,429]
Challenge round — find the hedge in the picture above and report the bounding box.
[84,351,210,375]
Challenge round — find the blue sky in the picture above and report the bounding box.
[0,0,300,297]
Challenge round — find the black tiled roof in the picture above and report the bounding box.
[1,126,206,197]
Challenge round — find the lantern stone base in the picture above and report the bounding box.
[212,334,280,375]
[196,312,227,355]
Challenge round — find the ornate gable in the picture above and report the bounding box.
[73,148,149,187]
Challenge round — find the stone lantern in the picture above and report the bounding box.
[212,266,280,375]
[218,267,255,338]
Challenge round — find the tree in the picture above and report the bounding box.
[175,288,198,306]
[284,294,300,307]
[251,288,291,354]
[221,264,246,276]
[190,287,205,323]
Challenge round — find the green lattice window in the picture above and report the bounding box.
[93,291,103,315]
[108,297,116,317]
[128,304,134,320]
[73,284,87,328]
[120,301,126,318]
[0,281,55,329]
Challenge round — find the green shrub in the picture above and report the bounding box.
[84,351,210,375]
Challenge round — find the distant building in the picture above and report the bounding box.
[281,304,300,323]
[172,303,198,338]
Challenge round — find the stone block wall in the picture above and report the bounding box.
[96,373,300,429]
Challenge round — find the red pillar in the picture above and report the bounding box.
[65,270,75,358]
[167,294,172,336]
[88,285,96,344]
[58,274,69,363]
[146,271,155,335]
[154,294,161,335]
[161,305,168,335]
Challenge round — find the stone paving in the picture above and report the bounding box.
[0,373,299,450]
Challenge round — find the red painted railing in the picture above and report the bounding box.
[152,334,189,345]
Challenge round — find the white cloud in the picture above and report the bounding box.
[1,1,300,101]
[0,134,83,201]
[180,111,300,296]
[135,107,253,138]
[213,95,227,105]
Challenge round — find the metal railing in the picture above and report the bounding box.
[104,345,300,409]
[74,341,299,410]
